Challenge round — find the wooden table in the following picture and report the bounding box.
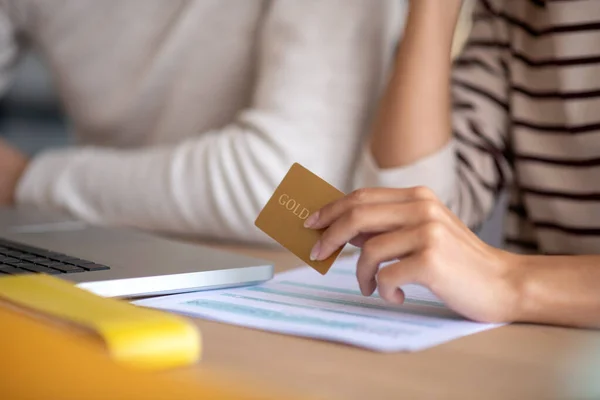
[177,243,600,400]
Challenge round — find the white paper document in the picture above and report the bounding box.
[134,256,503,352]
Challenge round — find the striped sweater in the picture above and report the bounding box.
[360,0,600,255]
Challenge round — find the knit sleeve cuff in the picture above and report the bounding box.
[354,139,456,204]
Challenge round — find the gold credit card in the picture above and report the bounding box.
[255,163,345,274]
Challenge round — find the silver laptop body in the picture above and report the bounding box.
[0,206,274,298]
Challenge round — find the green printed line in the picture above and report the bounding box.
[279,280,446,308]
[280,280,363,296]
[220,292,418,328]
[247,286,448,326]
[183,298,414,338]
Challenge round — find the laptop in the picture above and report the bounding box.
[0,206,274,298]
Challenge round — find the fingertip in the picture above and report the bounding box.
[379,287,405,304]
[309,240,321,261]
[359,278,377,297]
[391,288,406,304]
[367,277,377,296]
[313,242,337,262]
[358,282,368,296]
[304,211,320,229]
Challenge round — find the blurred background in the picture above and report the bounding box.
[0,47,505,248]
[0,51,70,155]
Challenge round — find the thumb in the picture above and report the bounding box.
[375,256,425,304]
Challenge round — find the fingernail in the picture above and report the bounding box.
[304,211,320,228]
[309,240,321,261]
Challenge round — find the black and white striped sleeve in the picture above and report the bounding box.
[449,0,512,230]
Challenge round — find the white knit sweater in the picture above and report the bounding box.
[1,0,404,243]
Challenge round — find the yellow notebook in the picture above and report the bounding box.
[0,283,313,400]
[0,273,201,370]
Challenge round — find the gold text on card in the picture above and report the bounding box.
[278,194,310,220]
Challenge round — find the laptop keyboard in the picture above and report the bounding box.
[0,238,110,276]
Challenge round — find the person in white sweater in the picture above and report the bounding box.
[0,0,404,244]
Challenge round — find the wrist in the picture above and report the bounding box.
[5,156,29,205]
[494,251,530,323]
[502,254,544,324]
[490,253,600,328]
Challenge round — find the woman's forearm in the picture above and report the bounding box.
[514,255,600,328]
[370,0,463,168]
